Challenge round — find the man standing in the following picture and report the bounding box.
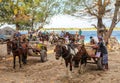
[78,29,82,36]
[97,36,108,70]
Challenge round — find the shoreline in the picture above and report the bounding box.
[41,28,120,31]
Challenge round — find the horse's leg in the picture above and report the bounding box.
[65,60,69,77]
[13,55,16,69]
[22,53,26,64]
[19,55,22,68]
[69,61,73,78]
[83,57,87,72]
[82,56,87,73]
[22,54,24,64]
[78,59,83,74]
[79,57,87,74]
[60,58,64,65]
[24,52,27,64]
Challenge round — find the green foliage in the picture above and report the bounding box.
[0,0,62,30]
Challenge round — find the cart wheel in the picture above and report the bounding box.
[97,57,103,70]
[40,50,47,62]
[0,39,4,44]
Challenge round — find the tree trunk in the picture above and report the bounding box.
[97,17,105,36]
[104,0,120,43]
[16,23,19,30]
[31,18,34,30]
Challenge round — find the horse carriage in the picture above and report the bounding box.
[54,35,104,76]
[85,44,103,69]
[28,41,47,62]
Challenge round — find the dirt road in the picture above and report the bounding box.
[0,44,120,83]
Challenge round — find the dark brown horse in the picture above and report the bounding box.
[6,39,12,55]
[7,38,28,69]
[10,40,22,69]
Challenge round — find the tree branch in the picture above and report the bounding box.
[105,9,111,13]
[91,24,97,29]
[84,1,98,17]
[116,17,120,24]
[104,0,110,7]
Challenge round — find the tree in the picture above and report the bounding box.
[105,0,120,43]
[33,0,62,30]
[0,0,62,30]
[0,0,32,30]
[63,0,120,44]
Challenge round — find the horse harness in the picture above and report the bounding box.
[59,45,73,59]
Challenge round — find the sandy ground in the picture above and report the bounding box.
[0,44,120,83]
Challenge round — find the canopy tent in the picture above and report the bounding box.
[0,26,16,35]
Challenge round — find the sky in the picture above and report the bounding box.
[0,14,120,29]
[44,14,120,28]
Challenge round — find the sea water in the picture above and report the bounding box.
[47,30,120,43]
[20,30,120,43]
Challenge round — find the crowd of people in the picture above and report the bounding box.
[11,29,109,71]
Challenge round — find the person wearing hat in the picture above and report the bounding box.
[97,36,109,70]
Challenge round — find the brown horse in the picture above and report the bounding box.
[6,39,12,55]
[7,38,28,69]
[73,45,88,74]
[10,40,22,69]
[21,40,28,64]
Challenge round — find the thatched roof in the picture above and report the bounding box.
[0,26,16,35]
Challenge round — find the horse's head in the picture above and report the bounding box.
[11,40,18,50]
[54,44,63,60]
[77,44,87,56]
[54,41,68,60]
[6,39,12,54]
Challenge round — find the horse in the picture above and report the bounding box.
[72,44,88,74]
[6,39,12,55]
[7,37,28,69]
[49,34,58,44]
[10,39,22,69]
[20,39,28,64]
[54,42,78,78]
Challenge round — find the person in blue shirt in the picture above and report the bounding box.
[14,31,21,38]
[60,31,65,37]
[79,29,82,36]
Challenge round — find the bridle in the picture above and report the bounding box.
[56,44,71,59]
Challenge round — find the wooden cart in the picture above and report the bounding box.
[85,45,103,70]
[28,41,47,62]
